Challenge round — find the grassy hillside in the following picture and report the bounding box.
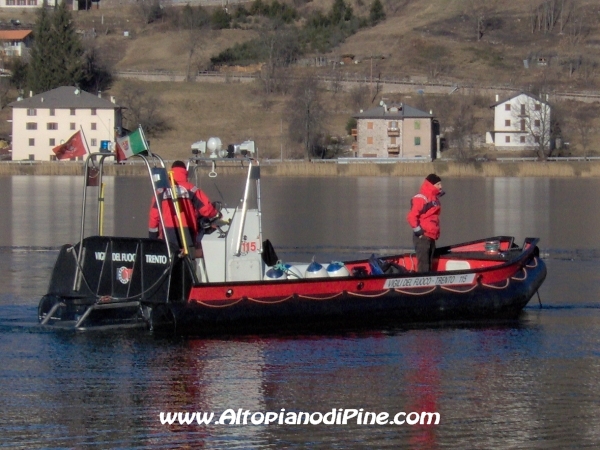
[82,0,600,90]
[109,78,354,160]
[2,0,600,159]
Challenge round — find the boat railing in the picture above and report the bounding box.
[187,156,263,258]
[73,152,173,289]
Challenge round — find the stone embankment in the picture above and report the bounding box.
[2,160,600,177]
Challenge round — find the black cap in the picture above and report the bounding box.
[426,173,441,185]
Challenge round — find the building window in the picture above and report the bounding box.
[534,119,541,127]
[520,119,526,131]
[70,123,76,130]
[521,104,526,115]
[535,103,542,111]
[28,138,35,146]
[27,0,37,5]
[505,120,511,127]
[389,121,398,129]
[367,137,374,145]
[505,104,511,111]
[27,109,36,116]
[520,136,526,143]
[49,138,55,146]
[414,137,421,146]
[91,123,97,130]
[6,0,15,5]
[90,138,97,147]
[505,136,511,143]
[17,0,26,5]
[390,137,396,144]
[26,122,37,130]
[49,108,55,116]
[414,121,421,130]
[70,108,76,116]
[47,123,58,130]
[534,136,540,143]
[367,122,373,130]
[91,108,97,116]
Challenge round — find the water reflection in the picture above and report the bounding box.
[2,175,600,448]
[2,175,600,253]
[492,178,550,244]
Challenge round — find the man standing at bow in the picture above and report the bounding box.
[406,173,445,273]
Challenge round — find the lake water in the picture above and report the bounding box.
[1,174,599,448]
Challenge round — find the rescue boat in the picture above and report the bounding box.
[38,147,547,335]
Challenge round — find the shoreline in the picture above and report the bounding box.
[1,160,600,177]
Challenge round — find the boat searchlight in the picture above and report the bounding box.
[191,138,256,158]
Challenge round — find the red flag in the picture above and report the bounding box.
[52,131,87,160]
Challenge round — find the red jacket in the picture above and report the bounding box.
[148,166,218,242]
[406,179,442,240]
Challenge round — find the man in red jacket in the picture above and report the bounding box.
[406,173,444,273]
[148,161,219,256]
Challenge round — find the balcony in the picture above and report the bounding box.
[387,144,399,156]
[387,127,399,136]
[351,128,357,137]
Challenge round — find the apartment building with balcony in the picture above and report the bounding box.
[486,92,552,151]
[352,101,439,160]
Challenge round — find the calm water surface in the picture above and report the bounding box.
[1,175,599,449]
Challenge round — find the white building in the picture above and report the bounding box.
[8,86,123,161]
[1,0,58,8]
[486,92,551,151]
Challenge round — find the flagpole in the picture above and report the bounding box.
[79,126,91,155]
[138,125,151,156]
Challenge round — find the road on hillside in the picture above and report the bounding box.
[115,70,600,103]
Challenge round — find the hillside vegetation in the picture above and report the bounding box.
[2,0,600,160]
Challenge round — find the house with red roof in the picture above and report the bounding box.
[0,29,32,58]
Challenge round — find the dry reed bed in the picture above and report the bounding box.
[2,161,600,177]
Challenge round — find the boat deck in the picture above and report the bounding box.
[441,249,522,261]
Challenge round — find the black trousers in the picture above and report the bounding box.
[413,235,436,273]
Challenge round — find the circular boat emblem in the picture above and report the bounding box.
[117,266,133,284]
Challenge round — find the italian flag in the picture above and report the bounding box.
[115,126,149,161]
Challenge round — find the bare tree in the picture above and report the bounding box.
[446,96,478,161]
[558,0,574,33]
[564,4,588,46]
[570,103,598,156]
[0,76,11,110]
[287,75,326,160]
[118,85,170,137]
[577,58,599,86]
[469,0,497,41]
[137,0,164,25]
[259,25,300,95]
[511,94,554,159]
[80,44,114,93]
[329,62,344,94]
[348,83,370,111]
[179,4,210,82]
[419,44,452,80]
[529,0,577,35]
